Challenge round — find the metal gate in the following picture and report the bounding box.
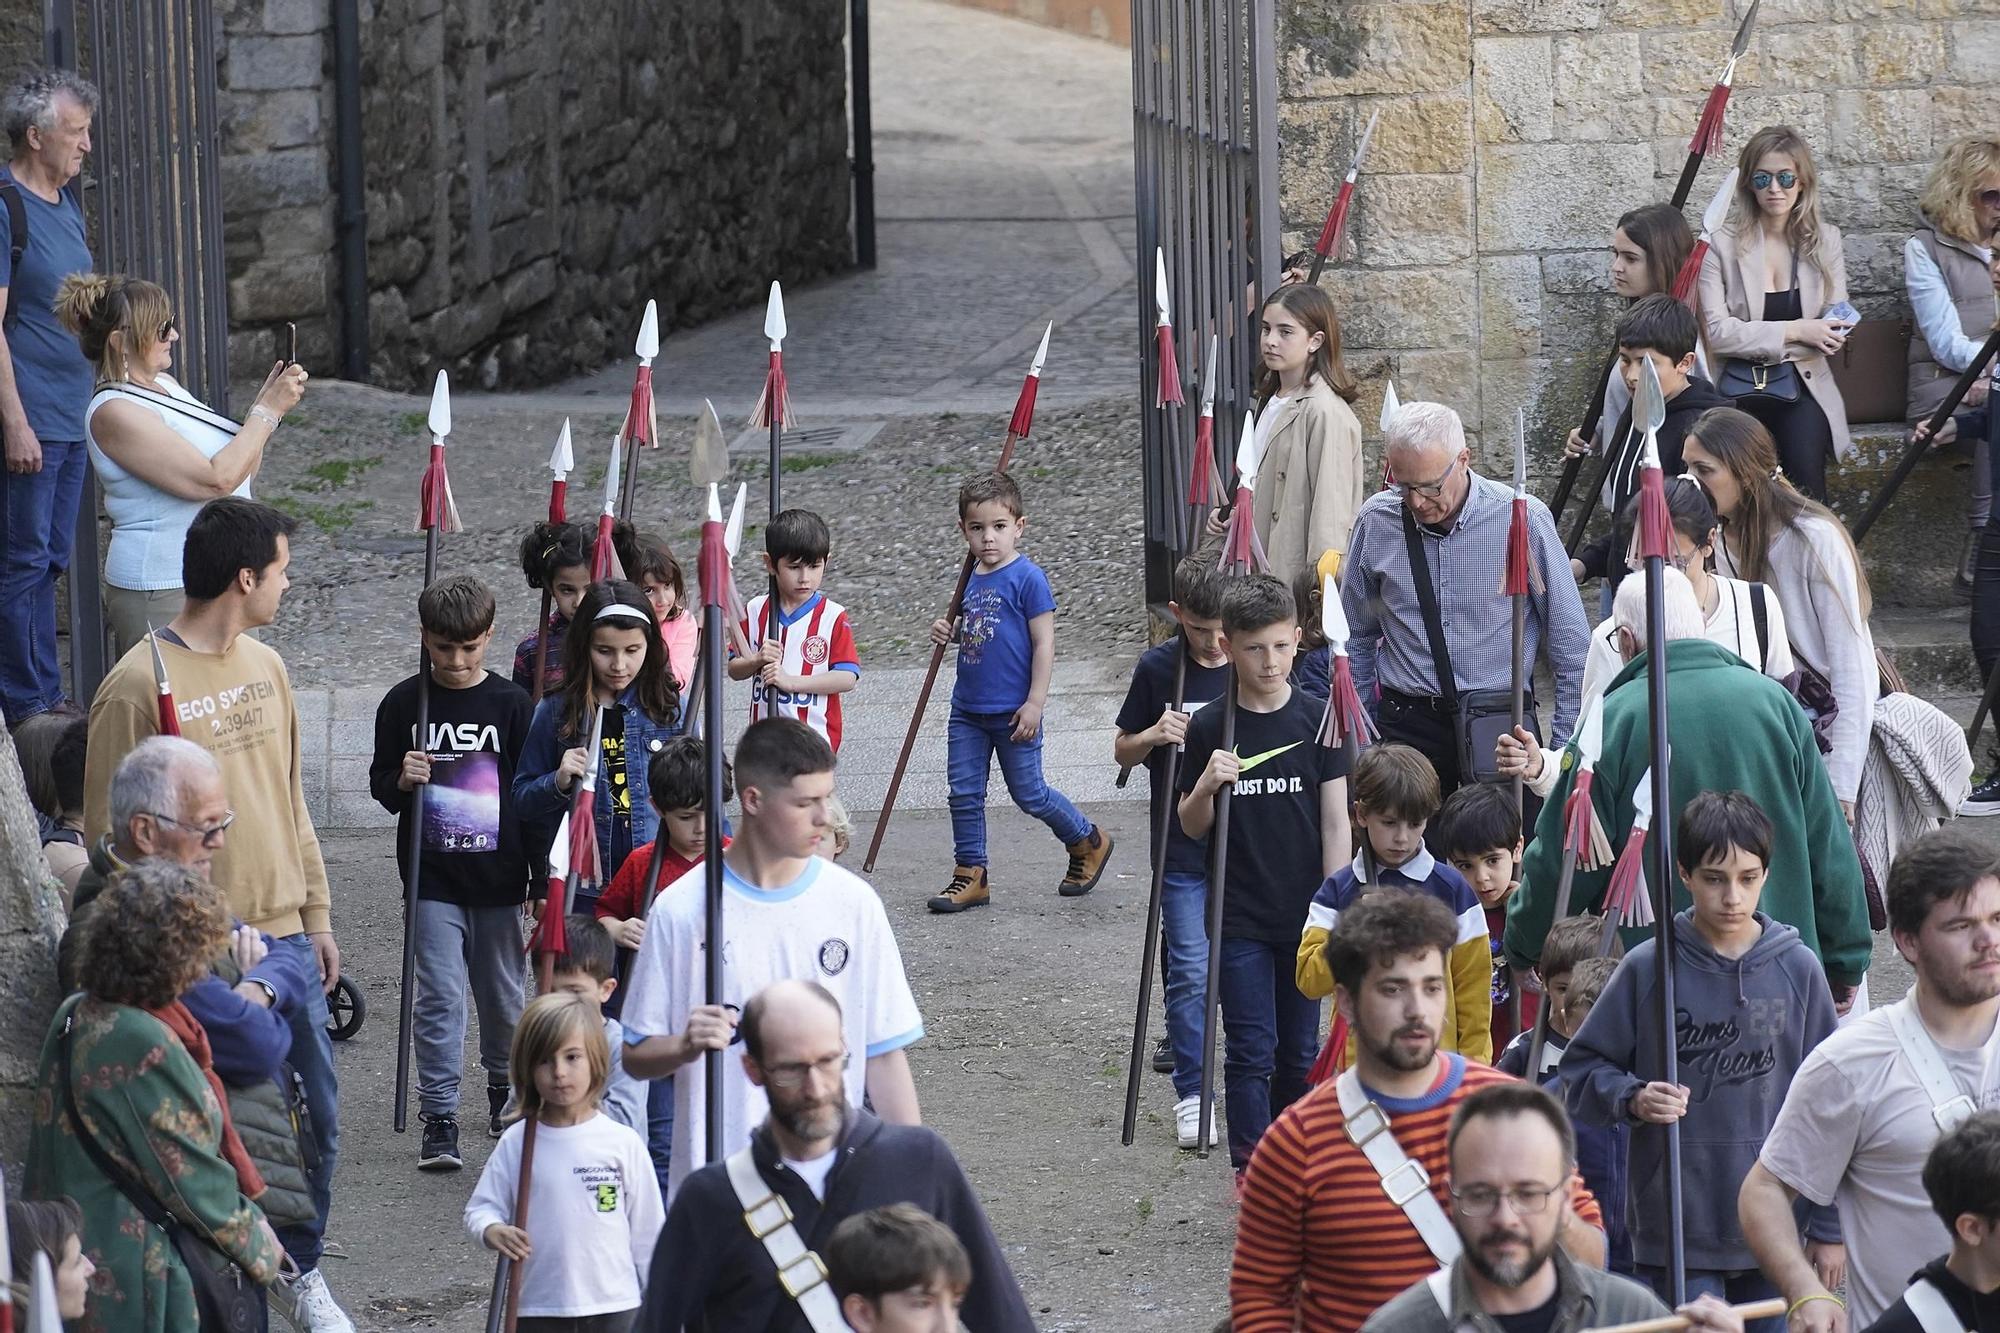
[43,0,230,699]
[1131,0,1280,608]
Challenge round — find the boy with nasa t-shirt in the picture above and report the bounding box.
[729,508,860,750]
[620,719,923,1198]
[369,575,534,1164]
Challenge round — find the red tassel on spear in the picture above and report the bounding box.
[416,385,462,537]
[749,282,795,430]
[1307,108,1380,285]
[1187,334,1222,507]
[1671,167,1739,304]
[591,430,625,583]
[528,811,576,969]
[1601,772,1658,931]
[1220,409,1270,575]
[1563,700,1616,871]
[1636,367,1675,565]
[1316,574,1378,749]
[148,626,181,736]
[1153,247,1183,407]
[1009,322,1051,439]
[1670,0,1760,208]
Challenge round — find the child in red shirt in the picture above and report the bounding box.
[596,735,731,952]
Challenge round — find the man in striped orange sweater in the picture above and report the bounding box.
[1232,894,1607,1333]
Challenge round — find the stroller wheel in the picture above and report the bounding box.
[326,974,366,1041]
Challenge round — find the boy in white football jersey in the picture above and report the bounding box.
[619,718,923,1198]
[728,508,861,750]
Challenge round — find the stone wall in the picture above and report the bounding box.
[215,0,853,389]
[1274,0,1991,476]
[0,721,64,1173]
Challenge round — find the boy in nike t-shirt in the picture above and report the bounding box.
[1179,574,1351,1171]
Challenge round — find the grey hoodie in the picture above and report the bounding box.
[1559,909,1841,1271]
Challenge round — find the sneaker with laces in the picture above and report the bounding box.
[1058,825,1114,897]
[487,1080,510,1138]
[275,1267,357,1333]
[1151,1035,1174,1073]
[928,864,990,913]
[418,1113,462,1171]
[1960,772,2000,816]
[1174,1094,1219,1149]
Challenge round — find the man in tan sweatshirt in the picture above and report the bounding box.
[82,496,356,1333]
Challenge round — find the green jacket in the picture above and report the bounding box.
[27,995,283,1333]
[1505,639,1871,986]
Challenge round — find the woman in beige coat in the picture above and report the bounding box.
[1246,283,1365,586]
[1697,125,1854,500]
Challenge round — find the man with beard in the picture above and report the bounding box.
[1740,828,2000,1333]
[1232,894,1607,1333]
[1362,1083,1745,1333]
[635,980,1034,1333]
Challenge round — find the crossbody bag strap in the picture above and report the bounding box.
[1902,1280,1968,1333]
[59,1005,186,1237]
[104,380,246,436]
[1747,583,1770,673]
[0,180,25,334]
[1885,994,1991,1133]
[723,1145,847,1333]
[1335,1068,1464,1266]
[1401,507,1459,709]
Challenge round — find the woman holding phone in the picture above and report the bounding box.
[1698,125,1855,501]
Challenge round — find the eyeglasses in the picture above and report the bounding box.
[1980,189,2000,210]
[759,1051,850,1090]
[158,317,176,340]
[1450,1182,1566,1217]
[1392,456,1461,501]
[145,809,235,847]
[1750,171,1799,191]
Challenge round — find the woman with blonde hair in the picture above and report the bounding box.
[1697,126,1854,501]
[1905,135,2000,592]
[55,273,307,658]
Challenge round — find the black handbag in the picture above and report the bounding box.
[1402,509,1539,785]
[1720,249,1804,406]
[60,1005,265,1333]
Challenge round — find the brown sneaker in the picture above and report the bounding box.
[1059,826,1114,897]
[928,865,990,913]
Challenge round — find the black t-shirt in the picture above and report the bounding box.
[1115,638,1230,876]
[1177,686,1348,942]
[1863,1260,2000,1333]
[1493,1287,1562,1333]
[369,671,534,907]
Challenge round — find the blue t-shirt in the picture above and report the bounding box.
[952,555,1056,713]
[0,170,92,442]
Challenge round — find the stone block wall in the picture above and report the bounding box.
[214,0,853,389]
[1275,0,1992,478]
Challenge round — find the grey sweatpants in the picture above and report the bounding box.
[415,899,528,1118]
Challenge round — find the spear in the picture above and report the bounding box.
[1315,572,1377,751]
[147,625,181,736]
[1672,0,1760,210]
[0,1163,12,1333]
[1500,408,1543,816]
[691,407,733,1164]
[1852,322,2000,545]
[752,282,792,654]
[1670,168,1738,304]
[1523,693,1612,1075]
[1186,334,1223,519]
[1306,108,1380,285]
[615,301,660,523]
[23,1252,55,1333]
[677,406,731,737]
[394,370,460,1135]
[863,325,1052,872]
[1634,352,1685,1303]
[1153,248,1183,407]
[590,428,625,582]
[1197,409,1267,1158]
[530,421,574,706]
[1378,379,1402,491]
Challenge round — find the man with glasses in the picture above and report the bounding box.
[1339,400,1590,801]
[80,496,354,1333]
[638,979,1035,1333]
[1360,1082,1744,1333]
[1232,894,1606,1333]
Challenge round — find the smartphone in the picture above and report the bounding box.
[284,322,298,367]
[1822,301,1859,327]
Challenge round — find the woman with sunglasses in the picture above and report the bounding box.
[1697,126,1854,501]
[1904,136,2000,595]
[54,273,307,659]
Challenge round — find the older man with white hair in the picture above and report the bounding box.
[1504,567,1871,999]
[1339,400,1590,798]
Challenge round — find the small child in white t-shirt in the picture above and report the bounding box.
[466,991,663,1331]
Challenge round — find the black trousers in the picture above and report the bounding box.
[1378,690,1544,844]
[1966,407,2000,763]
[1739,391,1834,501]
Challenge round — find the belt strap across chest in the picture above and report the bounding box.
[724,1145,848,1333]
[1336,1068,1464,1266]
[1902,1279,1967,1333]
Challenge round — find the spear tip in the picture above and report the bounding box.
[1235,407,1260,481]
[1379,378,1402,435]
[1030,321,1052,376]
[602,426,622,506]
[636,299,660,360]
[427,369,451,441]
[725,482,747,557]
[1732,0,1761,57]
[549,419,574,476]
[691,398,729,490]
[1153,248,1172,325]
[764,281,787,346]
[1513,406,1528,490]
[1702,166,1740,238]
[1199,332,1219,410]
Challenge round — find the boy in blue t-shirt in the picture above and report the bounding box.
[927,472,1112,912]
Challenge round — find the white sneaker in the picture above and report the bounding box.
[276,1268,358,1333]
[1174,1095,1219,1149]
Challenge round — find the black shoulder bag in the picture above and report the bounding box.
[1719,249,1804,406]
[60,1006,265,1332]
[1401,507,1538,785]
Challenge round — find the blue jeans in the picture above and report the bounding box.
[413,901,526,1119]
[1218,935,1320,1169]
[1636,1267,1780,1333]
[1161,865,1210,1100]
[271,934,339,1272]
[0,437,86,724]
[645,1076,673,1197]
[947,708,1091,866]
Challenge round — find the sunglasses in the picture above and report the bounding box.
[158,317,176,340]
[1981,189,2000,210]
[1751,171,1799,191]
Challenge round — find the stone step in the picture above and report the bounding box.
[1828,422,1976,612]
[1873,605,1980,698]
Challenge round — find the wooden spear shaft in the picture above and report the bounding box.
[393,524,441,1134]
[1587,1299,1789,1333]
[1640,548,1686,1305]
[1121,638,1188,1145]
[1193,668,1238,1159]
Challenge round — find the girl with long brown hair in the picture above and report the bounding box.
[1697,126,1855,500]
[1680,408,1874,823]
[1565,202,1699,463]
[1239,282,1363,586]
